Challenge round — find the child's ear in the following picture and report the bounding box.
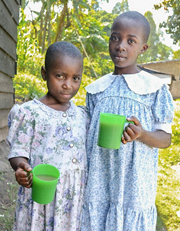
[140,44,149,54]
[41,66,47,81]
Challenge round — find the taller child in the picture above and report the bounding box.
[81,11,174,231]
[7,41,89,231]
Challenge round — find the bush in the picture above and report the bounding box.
[13,72,47,102]
[156,99,180,230]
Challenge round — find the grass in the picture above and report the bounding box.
[0,182,18,231]
[156,99,180,230]
[156,213,167,231]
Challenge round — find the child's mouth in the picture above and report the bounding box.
[115,55,126,61]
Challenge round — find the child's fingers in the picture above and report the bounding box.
[126,120,143,138]
[121,136,128,144]
[15,166,33,188]
[126,116,140,126]
[123,126,138,142]
[18,162,32,172]
[123,130,132,142]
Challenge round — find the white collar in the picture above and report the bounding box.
[85,73,116,94]
[85,71,164,95]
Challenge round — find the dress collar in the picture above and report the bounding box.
[85,71,164,95]
[85,73,116,94]
[34,98,76,117]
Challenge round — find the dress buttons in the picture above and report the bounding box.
[72,158,77,163]
[67,126,71,131]
[62,112,67,117]
[69,143,74,148]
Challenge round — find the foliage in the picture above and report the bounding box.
[22,0,109,53]
[63,8,112,78]
[173,49,180,60]
[137,11,173,63]
[154,0,180,46]
[156,100,180,231]
[13,72,47,102]
[17,0,176,81]
[17,9,44,78]
[112,0,129,15]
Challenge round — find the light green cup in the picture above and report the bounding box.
[97,113,134,149]
[32,164,60,204]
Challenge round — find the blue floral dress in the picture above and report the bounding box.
[81,71,174,231]
[7,99,89,231]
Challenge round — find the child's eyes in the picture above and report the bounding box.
[110,36,136,44]
[73,76,80,81]
[128,39,136,44]
[56,74,63,79]
[110,36,119,41]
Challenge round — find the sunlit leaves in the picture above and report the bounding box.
[154,0,180,45]
[13,73,47,102]
[156,99,180,230]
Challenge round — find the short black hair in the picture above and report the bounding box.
[45,41,83,70]
[112,11,150,43]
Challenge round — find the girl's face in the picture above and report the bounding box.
[41,55,83,111]
[109,17,148,75]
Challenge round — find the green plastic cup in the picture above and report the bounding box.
[32,164,60,204]
[97,113,134,149]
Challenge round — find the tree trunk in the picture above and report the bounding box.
[54,0,68,42]
[21,0,26,9]
[47,2,51,48]
[41,9,48,53]
[39,0,46,50]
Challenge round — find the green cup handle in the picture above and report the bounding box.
[24,170,33,173]
[125,120,134,124]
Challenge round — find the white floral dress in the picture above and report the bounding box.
[7,98,89,231]
[81,71,174,231]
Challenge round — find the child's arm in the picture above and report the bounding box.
[9,157,32,188]
[122,116,171,148]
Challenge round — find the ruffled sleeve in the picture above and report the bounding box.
[6,105,35,159]
[152,84,174,134]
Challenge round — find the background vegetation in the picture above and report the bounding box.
[156,99,180,230]
[15,0,180,103]
[13,0,180,230]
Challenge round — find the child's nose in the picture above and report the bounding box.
[62,79,71,89]
[116,41,126,51]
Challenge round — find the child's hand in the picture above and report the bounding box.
[122,116,144,144]
[15,162,32,188]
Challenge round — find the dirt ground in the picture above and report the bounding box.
[0,140,167,231]
[0,140,19,230]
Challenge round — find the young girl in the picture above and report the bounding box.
[81,11,174,231]
[7,41,89,231]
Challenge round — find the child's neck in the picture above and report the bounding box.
[113,66,140,75]
[39,95,71,112]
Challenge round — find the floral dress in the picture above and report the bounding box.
[80,71,174,231]
[7,98,89,231]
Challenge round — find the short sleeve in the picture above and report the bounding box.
[7,104,21,128]
[152,84,174,134]
[6,106,34,160]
